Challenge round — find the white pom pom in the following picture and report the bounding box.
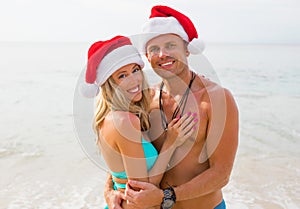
[79,82,99,98]
[188,38,205,54]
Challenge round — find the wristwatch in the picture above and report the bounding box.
[161,186,176,209]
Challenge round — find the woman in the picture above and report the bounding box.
[81,35,197,208]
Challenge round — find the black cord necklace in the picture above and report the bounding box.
[159,71,196,130]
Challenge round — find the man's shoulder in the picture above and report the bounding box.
[196,75,232,94]
[193,75,236,105]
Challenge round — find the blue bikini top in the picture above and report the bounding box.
[110,138,158,189]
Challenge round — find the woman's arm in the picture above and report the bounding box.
[114,112,149,183]
[115,112,197,186]
[104,173,125,209]
[125,89,238,208]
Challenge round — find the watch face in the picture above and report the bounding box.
[162,187,176,209]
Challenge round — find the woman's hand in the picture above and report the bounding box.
[166,112,198,147]
[105,186,126,209]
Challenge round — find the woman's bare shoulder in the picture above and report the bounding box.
[109,111,141,141]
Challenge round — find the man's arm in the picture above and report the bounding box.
[126,89,239,205]
[174,88,239,201]
[104,173,126,209]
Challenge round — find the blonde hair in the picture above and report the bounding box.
[94,70,151,134]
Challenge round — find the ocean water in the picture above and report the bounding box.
[0,42,299,209]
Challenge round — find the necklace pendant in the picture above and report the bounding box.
[159,71,196,131]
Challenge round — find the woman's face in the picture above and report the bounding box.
[111,63,143,102]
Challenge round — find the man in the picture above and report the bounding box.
[104,5,238,209]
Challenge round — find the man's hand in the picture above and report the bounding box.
[125,180,163,209]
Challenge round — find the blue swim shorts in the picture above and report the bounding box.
[215,199,226,209]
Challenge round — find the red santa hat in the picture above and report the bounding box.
[141,5,205,54]
[81,35,144,98]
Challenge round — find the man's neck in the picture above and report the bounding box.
[162,69,192,96]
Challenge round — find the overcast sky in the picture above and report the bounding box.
[1,0,300,44]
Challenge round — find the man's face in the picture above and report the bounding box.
[145,34,189,79]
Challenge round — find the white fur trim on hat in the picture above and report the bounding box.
[141,16,204,54]
[80,83,99,98]
[96,45,144,86]
[141,17,188,53]
[142,16,189,42]
[188,38,205,54]
[80,45,144,98]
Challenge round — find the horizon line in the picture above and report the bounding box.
[0,40,299,46]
